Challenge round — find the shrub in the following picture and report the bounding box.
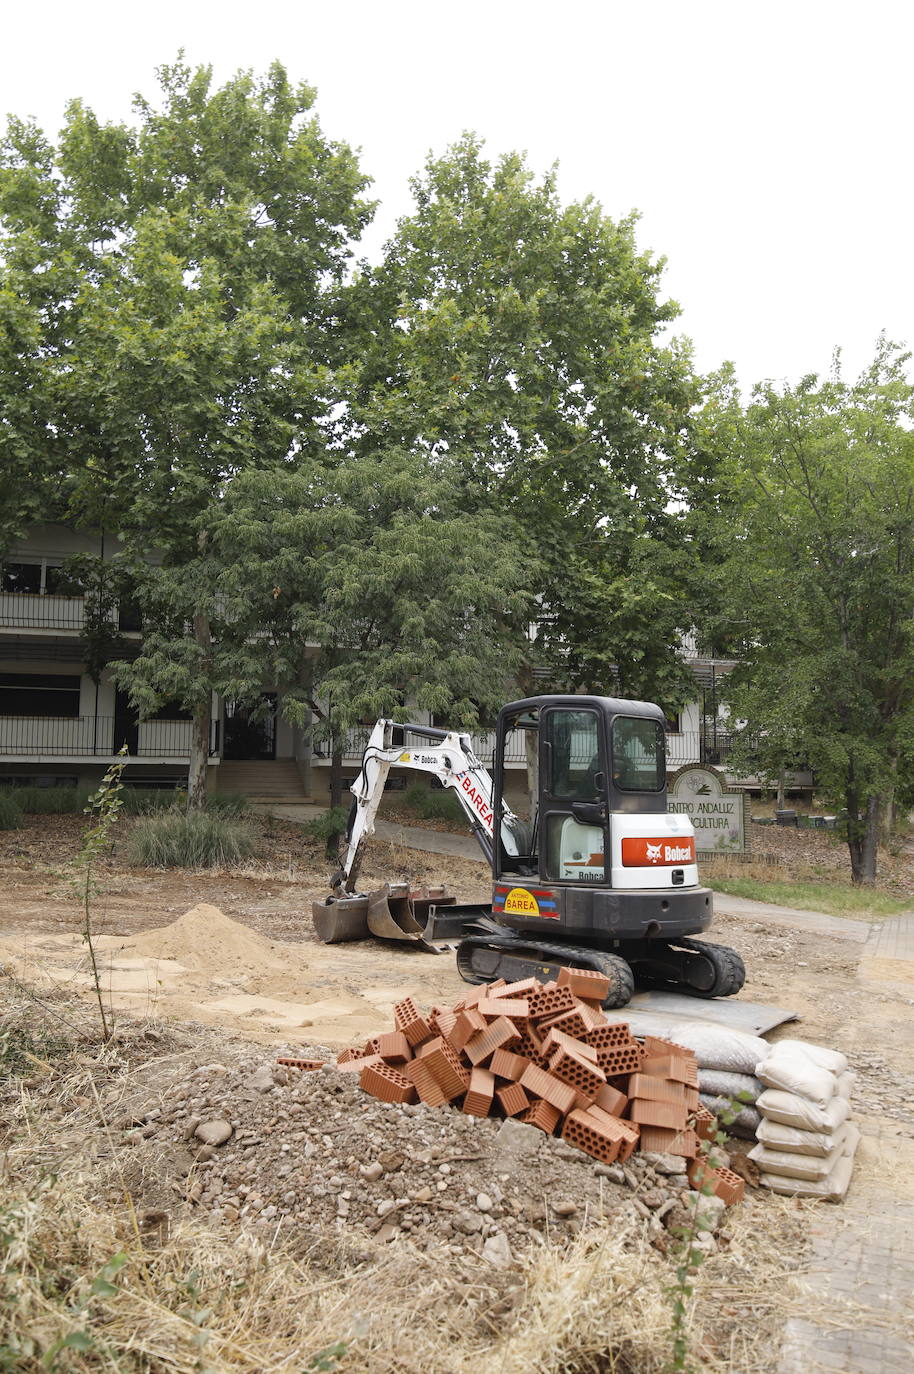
[127,812,257,868]
[0,786,91,814]
[204,790,252,817]
[0,794,23,830]
[401,781,465,824]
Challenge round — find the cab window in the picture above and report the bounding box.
[611,716,665,792]
[547,709,602,799]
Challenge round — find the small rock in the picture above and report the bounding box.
[414,1186,433,1204]
[476,1192,493,1213]
[594,1163,626,1184]
[378,1150,405,1172]
[552,1199,578,1218]
[376,1199,397,1219]
[494,1118,541,1159]
[247,1066,275,1092]
[640,1188,667,1210]
[376,1223,399,1243]
[641,1151,688,1176]
[360,1162,384,1183]
[481,1231,513,1267]
[194,1121,233,1147]
[455,1211,483,1235]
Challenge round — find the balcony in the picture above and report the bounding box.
[0,716,218,760]
[0,592,141,634]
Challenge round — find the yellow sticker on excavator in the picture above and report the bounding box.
[503,888,540,916]
[398,751,411,762]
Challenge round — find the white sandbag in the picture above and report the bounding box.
[657,1022,770,1073]
[836,1070,856,1100]
[756,1117,843,1157]
[755,1088,850,1134]
[699,1094,760,1139]
[698,1069,763,1103]
[748,1123,851,1180]
[768,1039,848,1075]
[758,1124,860,1201]
[755,1046,837,1108]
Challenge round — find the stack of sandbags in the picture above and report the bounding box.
[747,1039,859,1200]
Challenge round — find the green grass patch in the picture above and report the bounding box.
[710,875,912,919]
[126,812,257,868]
[0,793,22,830]
[401,781,465,824]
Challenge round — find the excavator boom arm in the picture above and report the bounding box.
[335,719,518,895]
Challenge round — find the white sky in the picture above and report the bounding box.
[3,0,911,392]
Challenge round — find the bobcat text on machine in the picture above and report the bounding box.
[311,695,746,1009]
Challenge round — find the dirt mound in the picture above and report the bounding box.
[127,902,290,975]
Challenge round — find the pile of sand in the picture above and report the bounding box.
[127,902,291,976]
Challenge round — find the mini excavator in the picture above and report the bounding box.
[311,695,746,1009]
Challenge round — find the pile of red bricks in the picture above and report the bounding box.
[335,969,744,1204]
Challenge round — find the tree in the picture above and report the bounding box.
[0,58,372,805]
[341,135,702,710]
[208,448,529,806]
[709,339,914,882]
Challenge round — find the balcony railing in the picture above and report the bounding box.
[0,715,217,759]
[0,592,141,633]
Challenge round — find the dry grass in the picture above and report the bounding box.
[0,980,811,1374]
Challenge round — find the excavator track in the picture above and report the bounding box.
[456,932,635,1009]
[626,937,746,999]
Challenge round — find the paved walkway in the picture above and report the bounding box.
[712,893,871,943]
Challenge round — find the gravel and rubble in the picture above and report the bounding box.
[99,1047,741,1259]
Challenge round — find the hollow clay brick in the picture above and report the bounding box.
[548,1044,607,1102]
[519,1063,578,1116]
[463,1066,496,1117]
[543,1028,600,1063]
[585,1021,634,1050]
[594,1082,628,1117]
[393,996,433,1047]
[556,965,611,1000]
[416,1037,441,1059]
[520,1099,561,1133]
[430,1007,458,1039]
[496,1082,531,1116]
[639,1125,699,1158]
[628,1073,689,1106]
[537,1007,591,1041]
[489,1048,531,1081]
[576,1001,606,1030]
[464,1016,521,1065]
[640,1055,699,1088]
[476,998,530,1020]
[693,1103,717,1142]
[336,1047,359,1064]
[629,1098,689,1130]
[360,1062,417,1105]
[528,984,577,1022]
[404,1057,449,1107]
[424,1041,471,1101]
[377,1031,412,1063]
[561,1108,623,1164]
[336,1053,383,1074]
[462,979,507,1006]
[490,977,542,999]
[447,1008,487,1052]
[594,1043,642,1076]
[276,1057,324,1071]
[642,1035,696,1061]
[363,1036,382,1055]
[687,1159,745,1205]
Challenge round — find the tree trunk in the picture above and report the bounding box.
[847,793,880,885]
[187,613,212,812]
[330,748,345,810]
[776,770,786,811]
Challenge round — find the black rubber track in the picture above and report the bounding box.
[630,938,746,998]
[456,935,635,1009]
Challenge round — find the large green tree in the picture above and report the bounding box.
[708,340,914,882]
[342,136,702,709]
[0,58,372,804]
[208,448,529,804]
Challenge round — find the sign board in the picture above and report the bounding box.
[667,765,748,855]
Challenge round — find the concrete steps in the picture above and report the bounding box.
[214,760,311,803]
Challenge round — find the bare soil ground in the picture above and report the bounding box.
[1,811,913,1370]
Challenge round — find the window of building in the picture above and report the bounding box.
[1,562,42,594]
[0,674,81,717]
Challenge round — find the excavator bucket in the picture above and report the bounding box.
[311,883,460,954]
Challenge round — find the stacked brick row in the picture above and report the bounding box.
[335,968,743,1199]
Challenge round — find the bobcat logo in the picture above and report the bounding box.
[646,842,663,863]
